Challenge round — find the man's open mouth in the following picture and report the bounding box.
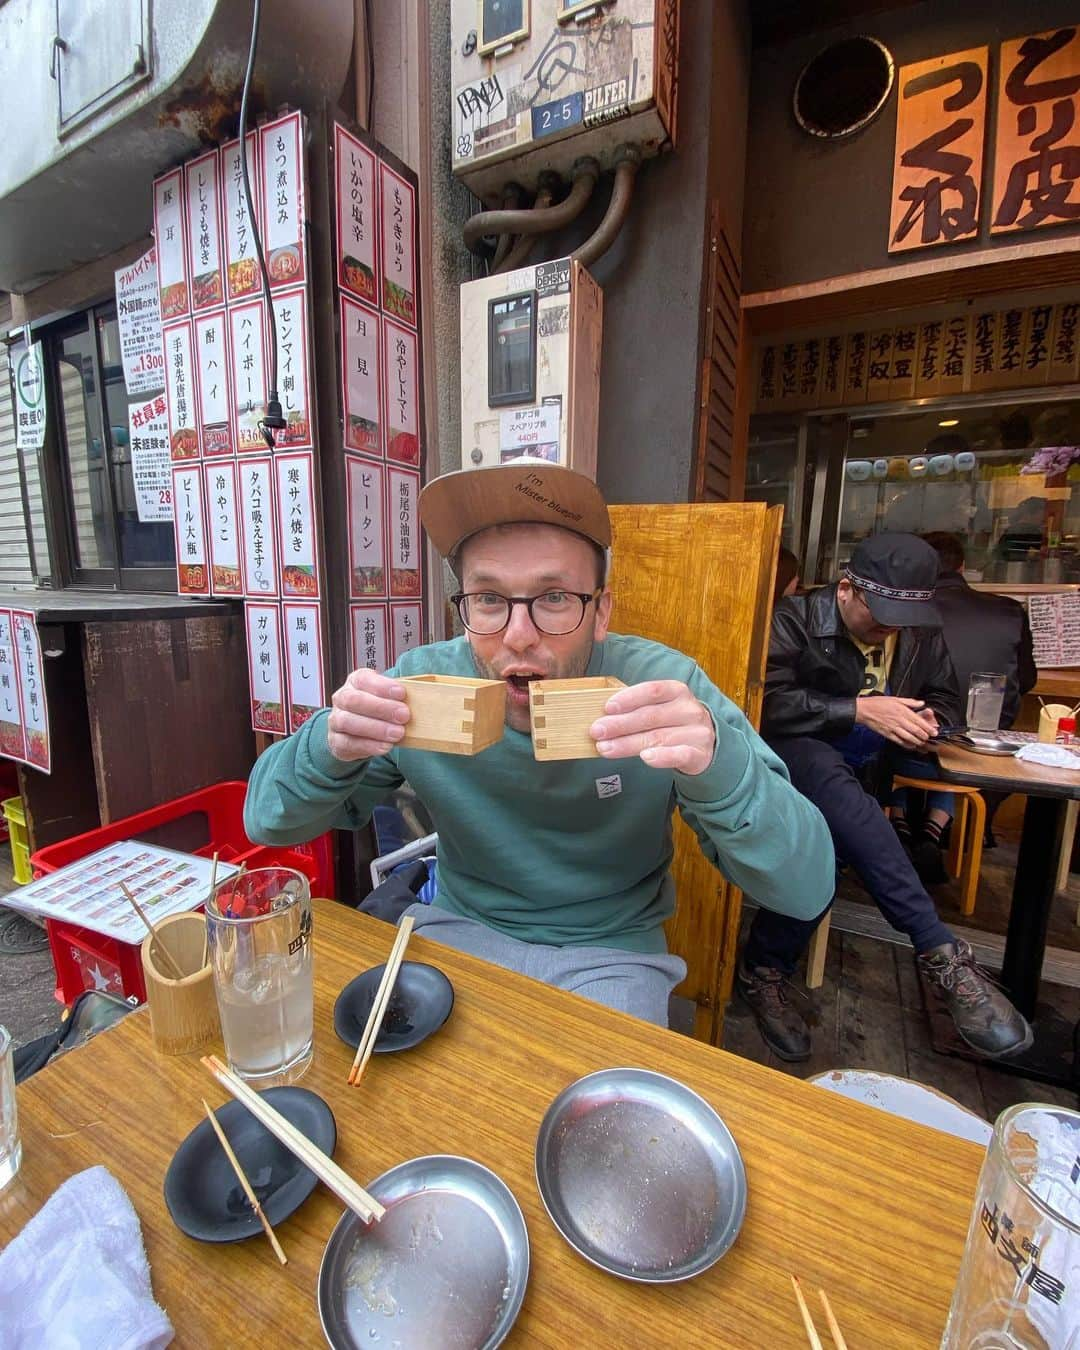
[505,674,541,691]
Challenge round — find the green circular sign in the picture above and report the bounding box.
[16,348,43,409]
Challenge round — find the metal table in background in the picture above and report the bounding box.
[934,742,1080,1090]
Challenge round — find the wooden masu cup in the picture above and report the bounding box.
[140,912,220,1055]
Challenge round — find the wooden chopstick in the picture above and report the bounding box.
[791,1276,824,1350]
[347,915,414,1086]
[818,1289,848,1350]
[201,1055,385,1223]
[202,1098,287,1265]
[120,882,185,980]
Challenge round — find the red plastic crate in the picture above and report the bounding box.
[30,781,335,1005]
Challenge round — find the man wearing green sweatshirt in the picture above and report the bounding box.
[245,459,834,1026]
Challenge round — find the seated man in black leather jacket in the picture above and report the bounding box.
[737,532,1032,1064]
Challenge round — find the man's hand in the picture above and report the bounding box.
[590,680,716,776]
[855,695,935,748]
[326,669,410,763]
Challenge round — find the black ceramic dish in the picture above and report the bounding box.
[333,961,454,1053]
[164,1087,336,1242]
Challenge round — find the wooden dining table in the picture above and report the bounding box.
[0,900,984,1347]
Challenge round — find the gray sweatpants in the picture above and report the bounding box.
[402,904,686,1028]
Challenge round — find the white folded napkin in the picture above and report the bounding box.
[1015,742,1080,769]
[0,1165,173,1350]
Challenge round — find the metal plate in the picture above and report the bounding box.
[318,1155,529,1349]
[535,1067,746,1282]
[948,733,1018,757]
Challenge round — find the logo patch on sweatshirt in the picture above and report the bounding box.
[595,774,622,799]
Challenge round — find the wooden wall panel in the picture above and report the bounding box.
[608,502,782,1044]
[694,201,743,502]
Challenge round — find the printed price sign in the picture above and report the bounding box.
[245,602,286,734]
[128,395,173,523]
[115,248,166,396]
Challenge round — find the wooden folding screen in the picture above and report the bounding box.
[607,502,782,1044]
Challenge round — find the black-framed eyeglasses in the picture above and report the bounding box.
[450,589,601,636]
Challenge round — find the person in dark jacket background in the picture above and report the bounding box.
[737,533,1031,1065]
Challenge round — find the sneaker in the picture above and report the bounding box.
[735,961,811,1062]
[911,837,949,886]
[917,940,1034,1059]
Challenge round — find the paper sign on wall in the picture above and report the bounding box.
[13,341,47,452]
[391,603,423,663]
[185,151,225,311]
[229,299,268,453]
[153,167,188,319]
[499,404,559,457]
[221,132,262,302]
[350,604,388,673]
[172,465,209,595]
[270,288,312,448]
[388,467,421,598]
[283,602,325,732]
[115,248,166,395]
[245,602,286,734]
[335,125,378,304]
[162,320,199,461]
[194,310,232,456]
[204,461,242,596]
[1028,593,1080,668]
[0,610,26,763]
[12,611,50,774]
[238,457,279,599]
[341,297,381,454]
[379,161,416,326]
[129,395,172,523]
[259,110,306,289]
[382,316,420,466]
[275,452,320,600]
[346,455,386,598]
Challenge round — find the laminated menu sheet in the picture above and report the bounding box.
[1027,593,1080,668]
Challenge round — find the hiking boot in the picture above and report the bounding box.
[735,961,811,1062]
[911,837,949,886]
[917,940,1034,1059]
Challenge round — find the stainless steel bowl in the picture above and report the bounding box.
[535,1067,747,1283]
[318,1155,529,1349]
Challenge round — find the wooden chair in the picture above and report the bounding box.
[607,503,782,1045]
[804,776,987,991]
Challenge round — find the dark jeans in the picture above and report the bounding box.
[743,736,955,976]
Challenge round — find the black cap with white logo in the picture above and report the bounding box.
[843,533,941,628]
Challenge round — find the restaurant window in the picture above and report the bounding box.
[44,302,175,591]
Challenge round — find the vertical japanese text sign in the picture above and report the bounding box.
[275,452,320,599]
[335,125,378,305]
[185,150,225,311]
[172,465,209,595]
[993,27,1080,234]
[153,167,189,320]
[244,602,286,734]
[162,320,198,461]
[239,457,279,598]
[379,162,417,325]
[12,611,50,773]
[0,610,25,763]
[350,604,388,673]
[889,48,989,252]
[259,111,307,288]
[346,456,386,598]
[283,603,325,732]
[221,132,262,302]
[204,460,242,596]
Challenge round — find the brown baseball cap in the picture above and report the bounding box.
[418,458,611,559]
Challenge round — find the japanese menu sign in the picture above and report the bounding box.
[172,465,209,595]
[259,111,307,289]
[153,167,188,319]
[350,604,388,673]
[992,27,1080,235]
[382,316,420,466]
[336,124,378,305]
[185,151,225,311]
[0,611,26,764]
[275,452,320,600]
[341,297,381,454]
[388,467,421,598]
[128,395,173,523]
[1,841,237,944]
[379,162,417,325]
[269,288,312,448]
[221,132,262,302]
[282,602,325,732]
[194,310,232,456]
[245,602,286,734]
[12,610,50,773]
[114,248,166,395]
[391,603,423,663]
[1027,592,1080,668]
[347,455,385,598]
[204,460,242,596]
[229,299,268,453]
[238,457,279,599]
[162,320,198,461]
[889,47,988,253]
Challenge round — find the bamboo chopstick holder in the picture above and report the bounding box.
[791,1276,824,1350]
[347,915,414,1086]
[201,1055,385,1223]
[120,882,185,980]
[202,1098,287,1265]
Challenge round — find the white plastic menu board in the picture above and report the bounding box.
[382,315,420,466]
[245,601,286,734]
[204,460,242,596]
[238,457,279,599]
[153,167,189,320]
[335,124,378,306]
[387,466,421,598]
[1028,592,1080,668]
[185,150,225,312]
[259,110,306,289]
[391,602,423,663]
[346,455,386,598]
[1,840,237,942]
[172,465,209,596]
[275,452,320,600]
[350,603,388,673]
[229,299,268,453]
[194,309,232,456]
[379,160,416,326]
[341,297,381,455]
[270,288,313,448]
[283,602,325,732]
[162,320,198,462]
[221,132,262,302]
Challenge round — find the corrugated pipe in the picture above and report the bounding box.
[463,159,600,256]
[571,146,641,269]
[490,182,525,269]
[495,183,555,273]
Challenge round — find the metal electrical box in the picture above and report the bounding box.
[451,0,678,199]
[460,257,602,478]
